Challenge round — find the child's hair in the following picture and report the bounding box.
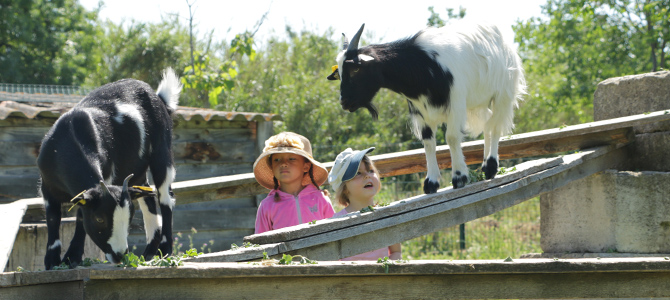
[334,155,379,207]
[269,154,330,202]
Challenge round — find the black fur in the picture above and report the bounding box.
[37,76,176,270]
[338,32,454,118]
[452,170,468,189]
[483,157,498,180]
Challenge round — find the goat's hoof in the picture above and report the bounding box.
[423,178,439,194]
[44,251,62,270]
[452,171,468,189]
[483,157,499,180]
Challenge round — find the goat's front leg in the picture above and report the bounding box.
[446,124,469,189]
[62,208,87,268]
[156,167,175,256]
[138,195,162,259]
[421,125,441,194]
[44,199,63,270]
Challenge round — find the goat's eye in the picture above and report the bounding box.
[96,217,104,223]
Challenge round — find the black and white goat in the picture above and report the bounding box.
[328,23,525,193]
[37,68,181,269]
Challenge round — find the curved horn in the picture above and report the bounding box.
[347,23,365,52]
[100,180,112,198]
[342,33,348,51]
[122,174,134,194]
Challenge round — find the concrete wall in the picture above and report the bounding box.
[540,71,670,255]
[6,219,105,272]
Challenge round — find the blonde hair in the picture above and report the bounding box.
[334,155,379,207]
[269,154,330,202]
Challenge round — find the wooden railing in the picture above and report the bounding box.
[171,109,670,205]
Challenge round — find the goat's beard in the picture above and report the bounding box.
[364,103,379,120]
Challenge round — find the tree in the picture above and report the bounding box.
[513,0,669,133]
[0,0,102,84]
[427,6,466,27]
[85,15,192,88]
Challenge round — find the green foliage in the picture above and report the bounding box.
[86,15,192,88]
[118,249,198,268]
[230,242,260,250]
[427,6,466,27]
[377,257,408,274]
[0,0,103,84]
[513,0,669,133]
[80,257,107,267]
[278,254,317,265]
[222,27,420,162]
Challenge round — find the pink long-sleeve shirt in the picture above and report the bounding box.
[254,184,334,234]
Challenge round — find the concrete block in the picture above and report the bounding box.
[541,170,670,254]
[6,218,105,272]
[594,71,670,133]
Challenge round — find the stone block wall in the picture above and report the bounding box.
[540,71,670,256]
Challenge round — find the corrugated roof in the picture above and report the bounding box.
[0,101,282,122]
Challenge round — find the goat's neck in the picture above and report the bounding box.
[376,51,428,99]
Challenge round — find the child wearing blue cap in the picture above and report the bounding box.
[328,147,402,260]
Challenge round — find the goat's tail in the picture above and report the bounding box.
[156,67,182,113]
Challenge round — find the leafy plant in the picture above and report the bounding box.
[377,257,408,274]
[230,242,260,250]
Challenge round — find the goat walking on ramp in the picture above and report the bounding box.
[37,68,181,269]
[328,23,525,193]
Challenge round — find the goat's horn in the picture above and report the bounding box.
[122,174,134,194]
[99,180,112,198]
[347,23,365,52]
[342,33,348,51]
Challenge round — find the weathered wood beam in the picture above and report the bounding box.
[172,109,668,203]
[194,145,625,262]
[3,258,670,299]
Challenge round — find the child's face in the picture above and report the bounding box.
[344,162,381,203]
[271,153,311,186]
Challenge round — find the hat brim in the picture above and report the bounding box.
[253,147,329,190]
[341,147,375,183]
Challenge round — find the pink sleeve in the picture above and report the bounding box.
[254,198,272,234]
[320,193,335,219]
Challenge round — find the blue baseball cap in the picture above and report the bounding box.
[328,147,375,191]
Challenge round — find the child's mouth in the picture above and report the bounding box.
[364,183,373,188]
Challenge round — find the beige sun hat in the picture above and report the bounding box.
[253,132,329,190]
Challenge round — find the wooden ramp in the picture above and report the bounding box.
[180,109,670,262]
[2,257,670,299]
[189,145,627,263]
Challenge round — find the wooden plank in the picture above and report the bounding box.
[197,145,624,262]
[0,200,29,272]
[169,109,669,203]
[0,141,40,166]
[172,128,252,142]
[0,126,50,142]
[245,155,565,245]
[172,140,256,163]
[173,163,252,182]
[281,146,627,261]
[2,258,670,299]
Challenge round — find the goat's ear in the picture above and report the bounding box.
[358,54,374,62]
[128,186,156,199]
[327,65,340,81]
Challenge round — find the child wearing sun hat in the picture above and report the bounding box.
[252,132,334,234]
[329,147,402,260]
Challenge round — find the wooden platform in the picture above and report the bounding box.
[2,257,670,299]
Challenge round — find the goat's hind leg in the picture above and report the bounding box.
[422,128,440,194]
[44,196,63,270]
[482,128,499,180]
[150,162,176,256]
